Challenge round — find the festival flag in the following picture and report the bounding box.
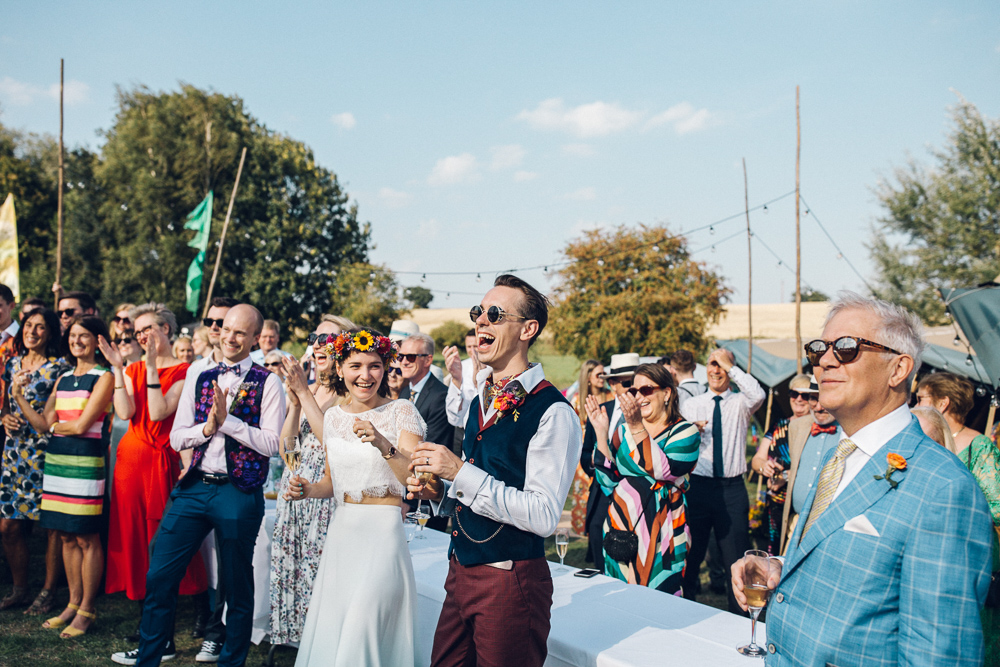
[184,192,214,314]
[0,194,19,300]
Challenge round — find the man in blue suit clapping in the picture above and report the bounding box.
[732,292,992,666]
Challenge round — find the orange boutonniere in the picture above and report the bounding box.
[874,452,907,489]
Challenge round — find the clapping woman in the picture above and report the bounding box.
[12,315,113,638]
[0,308,70,615]
[585,363,700,594]
[268,315,354,646]
[100,304,205,646]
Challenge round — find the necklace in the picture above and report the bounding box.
[952,425,966,439]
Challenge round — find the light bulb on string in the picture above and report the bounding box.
[953,336,962,346]
[944,309,951,320]
[763,205,769,213]
[369,271,376,280]
[711,245,716,253]
[652,245,660,253]
[709,226,715,235]
[777,260,783,267]
[446,292,450,300]
[966,354,974,366]
[597,259,605,267]
[804,209,810,216]
[421,273,426,283]
[976,386,988,397]
[476,273,481,282]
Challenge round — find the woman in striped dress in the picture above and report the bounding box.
[586,363,700,594]
[12,315,113,638]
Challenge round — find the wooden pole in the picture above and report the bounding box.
[794,85,802,373]
[202,146,247,317]
[743,157,752,374]
[763,389,775,435]
[54,59,65,307]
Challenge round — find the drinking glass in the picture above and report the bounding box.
[555,528,570,566]
[737,550,775,657]
[406,501,430,539]
[404,516,418,544]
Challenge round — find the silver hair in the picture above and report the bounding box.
[264,350,285,365]
[826,291,924,386]
[129,302,179,339]
[910,406,958,454]
[404,332,435,355]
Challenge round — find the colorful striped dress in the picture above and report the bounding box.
[595,419,700,594]
[39,367,110,534]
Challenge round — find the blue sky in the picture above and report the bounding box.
[2,2,998,307]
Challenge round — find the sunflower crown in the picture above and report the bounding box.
[325,328,398,364]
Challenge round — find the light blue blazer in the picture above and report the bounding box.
[766,419,992,666]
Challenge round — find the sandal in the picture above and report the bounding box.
[42,603,79,630]
[60,608,96,639]
[0,586,30,610]
[25,588,56,615]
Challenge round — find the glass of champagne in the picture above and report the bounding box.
[282,436,302,497]
[404,516,418,544]
[737,550,774,657]
[555,528,570,566]
[406,500,430,539]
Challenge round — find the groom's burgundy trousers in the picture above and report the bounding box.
[430,555,553,667]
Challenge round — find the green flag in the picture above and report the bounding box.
[184,192,213,314]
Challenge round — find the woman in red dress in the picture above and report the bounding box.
[100,304,206,648]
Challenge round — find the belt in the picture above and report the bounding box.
[191,470,229,485]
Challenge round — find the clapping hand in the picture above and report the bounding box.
[202,381,228,437]
[97,335,125,369]
[443,346,463,388]
[584,394,610,442]
[281,356,310,398]
[619,390,643,430]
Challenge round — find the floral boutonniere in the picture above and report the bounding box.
[873,452,907,489]
[492,380,527,422]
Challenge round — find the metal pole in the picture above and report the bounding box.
[744,157,752,374]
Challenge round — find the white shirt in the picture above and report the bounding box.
[437,363,583,537]
[250,348,292,364]
[445,357,480,427]
[681,366,766,478]
[170,355,286,474]
[832,402,912,501]
[0,320,19,346]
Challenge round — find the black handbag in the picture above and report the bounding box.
[602,485,653,563]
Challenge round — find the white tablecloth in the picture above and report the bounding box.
[250,509,765,666]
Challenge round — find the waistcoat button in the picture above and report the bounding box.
[768,644,775,654]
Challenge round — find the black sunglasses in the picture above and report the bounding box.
[387,367,403,377]
[307,333,337,346]
[113,315,131,325]
[112,336,134,345]
[608,378,633,389]
[58,308,77,318]
[627,386,659,398]
[804,336,902,367]
[788,390,813,400]
[202,317,225,328]
[264,362,283,369]
[469,305,527,324]
[399,353,430,363]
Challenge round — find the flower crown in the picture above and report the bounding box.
[325,328,398,364]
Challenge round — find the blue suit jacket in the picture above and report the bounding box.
[766,418,992,667]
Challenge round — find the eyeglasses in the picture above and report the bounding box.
[608,378,633,389]
[113,315,131,325]
[112,336,134,345]
[399,353,430,363]
[804,336,902,367]
[387,367,403,377]
[307,333,337,346]
[788,390,814,400]
[58,308,77,318]
[627,386,660,398]
[469,305,528,324]
[134,324,156,341]
[264,362,283,369]
[202,318,225,328]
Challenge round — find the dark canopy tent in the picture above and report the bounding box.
[941,285,1000,433]
[921,343,991,386]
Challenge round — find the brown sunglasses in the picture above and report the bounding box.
[804,336,902,367]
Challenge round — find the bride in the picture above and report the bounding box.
[284,327,426,666]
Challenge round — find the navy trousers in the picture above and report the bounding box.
[135,480,263,667]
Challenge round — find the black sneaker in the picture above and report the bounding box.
[111,639,177,665]
[195,639,222,663]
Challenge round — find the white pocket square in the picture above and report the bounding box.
[843,514,880,537]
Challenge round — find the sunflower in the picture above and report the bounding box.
[353,330,375,352]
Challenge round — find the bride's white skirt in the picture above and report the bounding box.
[295,503,417,667]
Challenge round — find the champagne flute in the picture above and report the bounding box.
[737,550,775,657]
[406,500,430,540]
[555,528,570,566]
[282,436,302,496]
[404,516,418,544]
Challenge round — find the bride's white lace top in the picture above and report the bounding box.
[324,400,426,504]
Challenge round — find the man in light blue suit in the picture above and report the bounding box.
[733,292,993,666]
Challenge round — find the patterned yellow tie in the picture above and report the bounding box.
[800,438,858,541]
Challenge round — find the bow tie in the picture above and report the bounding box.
[216,363,242,376]
[811,422,838,437]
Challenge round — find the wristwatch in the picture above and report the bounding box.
[382,445,398,460]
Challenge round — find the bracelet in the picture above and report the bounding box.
[147,383,162,389]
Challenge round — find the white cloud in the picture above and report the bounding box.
[563,187,597,201]
[490,144,525,170]
[417,218,441,239]
[427,153,480,186]
[330,112,356,130]
[0,76,89,105]
[513,170,538,182]
[516,98,643,137]
[378,187,412,209]
[644,101,711,135]
[562,143,597,157]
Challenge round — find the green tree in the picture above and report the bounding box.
[95,84,370,332]
[869,98,1000,324]
[794,288,829,303]
[328,262,408,334]
[549,224,729,360]
[404,286,434,309]
[431,320,468,352]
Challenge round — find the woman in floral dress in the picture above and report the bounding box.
[268,315,354,645]
[0,307,70,614]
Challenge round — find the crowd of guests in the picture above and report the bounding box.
[0,278,998,666]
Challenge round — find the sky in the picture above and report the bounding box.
[2,2,998,308]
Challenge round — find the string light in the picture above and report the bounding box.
[762,205,768,213]
[597,259,604,266]
[709,226,715,235]
[421,273,426,282]
[476,273,481,282]
[966,354,974,366]
[652,245,659,252]
[953,336,961,346]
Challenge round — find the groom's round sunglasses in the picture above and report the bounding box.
[469,305,528,324]
[804,336,902,367]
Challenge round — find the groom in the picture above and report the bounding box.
[409,274,582,667]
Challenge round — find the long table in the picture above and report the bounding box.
[250,505,766,666]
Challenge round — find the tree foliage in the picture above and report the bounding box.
[431,320,468,352]
[404,286,434,309]
[869,98,1000,324]
[328,262,408,335]
[548,224,729,361]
